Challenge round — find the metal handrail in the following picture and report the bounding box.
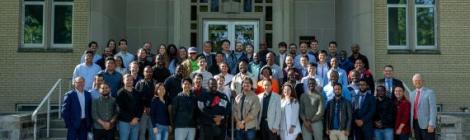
[402,82,413,96]
[31,79,63,140]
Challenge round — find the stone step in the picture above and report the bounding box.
[50,119,65,128]
[39,128,67,138]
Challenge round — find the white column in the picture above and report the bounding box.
[172,0,191,47]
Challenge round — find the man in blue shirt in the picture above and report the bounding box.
[98,57,123,97]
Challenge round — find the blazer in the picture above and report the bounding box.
[410,87,437,129]
[352,91,376,124]
[257,92,282,130]
[280,99,301,135]
[233,91,261,130]
[61,90,92,130]
[376,78,404,100]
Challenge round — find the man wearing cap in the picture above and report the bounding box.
[188,47,200,72]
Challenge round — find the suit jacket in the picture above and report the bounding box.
[233,91,261,130]
[257,92,282,130]
[410,87,437,129]
[352,91,376,125]
[61,90,92,130]
[376,78,404,100]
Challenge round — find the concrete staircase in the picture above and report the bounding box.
[38,118,66,140]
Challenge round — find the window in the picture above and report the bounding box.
[387,0,437,51]
[21,0,74,49]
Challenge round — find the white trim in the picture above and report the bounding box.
[386,6,408,49]
[22,2,46,48]
[51,2,73,48]
[203,20,260,52]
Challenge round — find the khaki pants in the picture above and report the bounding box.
[328,130,347,140]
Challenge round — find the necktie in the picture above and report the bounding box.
[413,90,421,119]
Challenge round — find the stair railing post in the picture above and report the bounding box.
[58,79,62,119]
[33,116,37,140]
[47,98,50,138]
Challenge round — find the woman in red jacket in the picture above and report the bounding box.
[394,86,411,140]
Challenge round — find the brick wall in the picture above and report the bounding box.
[374,0,470,111]
[0,0,89,112]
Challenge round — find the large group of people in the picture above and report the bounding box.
[63,38,437,140]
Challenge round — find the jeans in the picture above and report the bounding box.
[174,128,196,140]
[119,121,140,140]
[374,128,394,140]
[235,129,256,140]
[140,114,156,140]
[154,123,169,140]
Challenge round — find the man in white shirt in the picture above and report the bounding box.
[73,51,102,90]
[115,39,135,68]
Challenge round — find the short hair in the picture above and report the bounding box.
[300,55,309,60]
[308,62,317,68]
[242,78,253,88]
[222,39,230,44]
[319,50,328,55]
[85,50,94,55]
[204,40,213,46]
[358,78,368,84]
[289,43,297,47]
[193,73,203,80]
[208,78,217,84]
[299,41,308,46]
[95,73,104,78]
[215,51,224,56]
[88,41,98,48]
[262,79,272,85]
[278,42,287,48]
[105,56,115,62]
[119,38,128,45]
[74,76,85,83]
[329,41,337,46]
[137,48,147,54]
[376,85,386,91]
[384,65,394,70]
[123,73,133,80]
[182,78,193,85]
[333,82,342,89]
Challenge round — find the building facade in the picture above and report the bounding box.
[0,0,468,113]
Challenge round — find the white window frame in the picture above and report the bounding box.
[387,4,408,50]
[386,0,438,51]
[203,20,260,52]
[414,3,437,50]
[51,2,74,48]
[22,1,46,48]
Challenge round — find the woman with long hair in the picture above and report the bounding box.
[167,44,179,74]
[114,56,128,75]
[156,44,169,68]
[150,83,171,140]
[280,83,301,140]
[106,39,117,55]
[394,86,411,140]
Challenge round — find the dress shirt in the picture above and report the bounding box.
[76,89,86,119]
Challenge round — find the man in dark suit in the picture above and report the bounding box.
[376,65,404,101]
[199,41,215,69]
[352,79,376,140]
[61,76,93,140]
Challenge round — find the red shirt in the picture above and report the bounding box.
[395,97,411,134]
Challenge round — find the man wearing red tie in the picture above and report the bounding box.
[410,73,437,140]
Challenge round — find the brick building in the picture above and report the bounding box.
[0,0,468,113]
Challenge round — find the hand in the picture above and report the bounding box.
[169,126,173,133]
[237,121,245,129]
[130,118,139,125]
[288,127,295,134]
[396,128,402,135]
[144,108,151,114]
[213,115,223,126]
[271,128,279,134]
[103,122,111,130]
[343,131,349,136]
[375,121,382,128]
[427,126,435,133]
[326,130,330,135]
[355,120,363,127]
[153,127,159,134]
[303,121,312,132]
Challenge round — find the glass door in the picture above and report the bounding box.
[203,20,259,52]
